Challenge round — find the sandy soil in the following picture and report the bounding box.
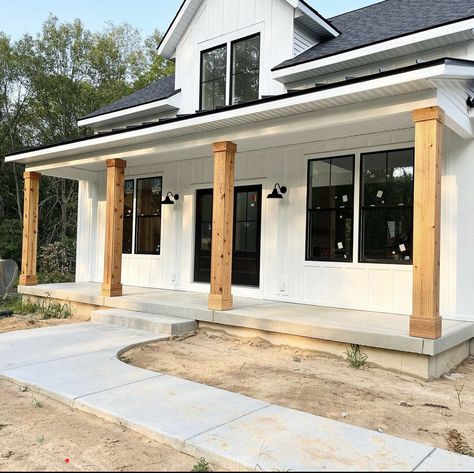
[0,313,87,334]
[0,379,199,472]
[123,329,474,457]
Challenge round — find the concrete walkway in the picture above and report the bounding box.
[1,323,474,471]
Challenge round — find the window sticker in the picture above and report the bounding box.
[342,195,349,203]
[399,244,406,253]
[337,242,344,250]
[376,190,384,199]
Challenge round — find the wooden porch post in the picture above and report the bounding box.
[410,106,445,339]
[19,172,41,286]
[208,141,237,311]
[102,159,127,297]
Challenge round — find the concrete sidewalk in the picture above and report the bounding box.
[1,323,473,471]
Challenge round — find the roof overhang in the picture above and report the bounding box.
[6,59,474,168]
[273,18,474,84]
[158,0,337,59]
[77,91,182,129]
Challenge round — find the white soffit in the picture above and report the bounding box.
[273,19,474,84]
[6,62,474,165]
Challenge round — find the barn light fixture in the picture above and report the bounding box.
[267,183,287,200]
[162,192,180,205]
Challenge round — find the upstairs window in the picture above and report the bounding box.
[360,149,414,263]
[306,156,355,262]
[200,44,227,111]
[231,34,260,105]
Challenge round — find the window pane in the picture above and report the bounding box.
[213,78,226,108]
[332,157,353,207]
[247,191,259,221]
[123,217,133,254]
[362,152,387,206]
[136,177,162,255]
[246,222,258,251]
[201,81,214,111]
[124,180,134,216]
[308,209,353,261]
[137,178,162,216]
[201,223,212,251]
[361,207,413,262]
[201,193,212,222]
[136,216,161,255]
[236,192,247,221]
[310,159,331,209]
[232,35,260,104]
[201,45,227,110]
[235,222,247,251]
[386,149,414,206]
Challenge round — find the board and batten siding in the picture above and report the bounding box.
[76,128,422,316]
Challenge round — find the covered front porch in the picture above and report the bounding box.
[19,282,474,379]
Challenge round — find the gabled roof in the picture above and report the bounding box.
[275,0,474,71]
[157,0,338,59]
[81,75,179,121]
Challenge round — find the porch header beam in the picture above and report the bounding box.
[410,106,445,340]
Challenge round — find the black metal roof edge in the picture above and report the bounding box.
[156,0,187,52]
[273,14,474,72]
[298,0,342,36]
[79,89,182,122]
[7,57,472,158]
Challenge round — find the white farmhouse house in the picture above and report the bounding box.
[8,0,474,377]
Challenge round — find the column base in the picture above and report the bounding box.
[410,316,442,339]
[102,285,123,297]
[208,294,233,311]
[19,275,38,287]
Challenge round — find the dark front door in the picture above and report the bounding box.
[194,185,262,287]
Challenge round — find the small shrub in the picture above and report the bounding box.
[39,300,72,320]
[32,398,44,408]
[192,458,210,472]
[38,241,75,283]
[345,344,368,369]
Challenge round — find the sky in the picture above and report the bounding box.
[0,0,381,40]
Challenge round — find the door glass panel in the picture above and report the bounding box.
[201,193,212,222]
[236,192,247,221]
[235,222,247,252]
[247,191,258,221]
[201,223,212,251]
[246,222,257,251]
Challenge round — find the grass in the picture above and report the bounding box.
[345,344,369,369]
[192,458,211,472]
[0,295,72,320]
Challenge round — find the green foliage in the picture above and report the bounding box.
[345,344,368,369]
[192,458,211,472]
[0,16,175,267]
[0,294,72,319]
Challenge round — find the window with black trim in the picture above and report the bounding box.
[122,176,163,255]
[306,156,355,261]
[360,149,414,264]
[231,34,260,105]
[123,180,135,254]
[200,44,227,111]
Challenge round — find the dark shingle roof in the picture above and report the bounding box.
[275,0,474,70]
[82,75,179,120]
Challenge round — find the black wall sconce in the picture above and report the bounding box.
[267,183,287,200]
[162,192,180,205]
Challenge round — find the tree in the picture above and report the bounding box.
[0,16,174,264]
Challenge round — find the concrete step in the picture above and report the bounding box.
[91,309,197,336]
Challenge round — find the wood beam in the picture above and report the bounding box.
[102,159,127,297]
[19,172,41,286]
[410,106,445,339]
[208,141,237,311]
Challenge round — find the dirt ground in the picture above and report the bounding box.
[0,313,87,334]
[0,379,200,472]
[123,329,474,457]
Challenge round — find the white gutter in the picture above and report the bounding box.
[6,62,473,165]
[273,18,474,83]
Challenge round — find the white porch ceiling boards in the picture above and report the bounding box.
[6,59,474,180]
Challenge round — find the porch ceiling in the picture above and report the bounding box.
[6,58,474,180]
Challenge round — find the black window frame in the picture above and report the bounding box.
[359,147,415,265]
[121,176,163,256]
[230,33,261,106]
[123,179,135,255]
[199,43,228,111]
[305,155,355,263]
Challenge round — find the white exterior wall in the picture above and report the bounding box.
[76,128,422,315]
[174,0,293,113]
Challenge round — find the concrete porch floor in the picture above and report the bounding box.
[19,282,474,378]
